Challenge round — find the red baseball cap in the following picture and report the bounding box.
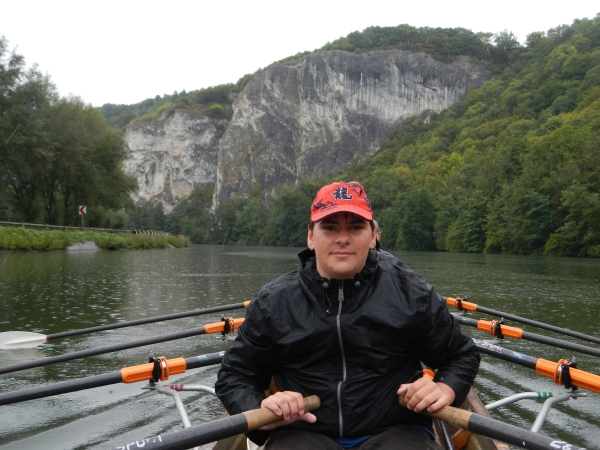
[310,181,374,222]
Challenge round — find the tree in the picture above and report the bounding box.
[0,37,55,221]
[492,30,522,65]
[34,97,137,225]
[0,38,137,224]
[263,180,323,246]
[397,189,436,251]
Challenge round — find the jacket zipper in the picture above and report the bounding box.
[336,283,347,437]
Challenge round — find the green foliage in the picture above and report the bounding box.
[443,191,489,253]
[204,103,229,119]
[0,38,137,227]
[267,23,534,83]
[293,25,498,66]
[216,183,268,245]
[86,207,129,229]
[131,102,176,123]
[99,79,251,131]
[127,203,167,232]
[396,189,436,251]
[192,84,237,105]
[262,180,325,247]
[0,226,190,251]
[164,186,214,244]
[544,184,600,256]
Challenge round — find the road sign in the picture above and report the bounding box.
[79,205,86,215]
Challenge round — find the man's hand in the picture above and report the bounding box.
[397,377,455,413]
[259,391,318,430]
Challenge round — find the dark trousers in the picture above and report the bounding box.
[264,425,441,450]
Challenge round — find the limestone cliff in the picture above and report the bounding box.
[124,50,490,211]
[124,109,224,213]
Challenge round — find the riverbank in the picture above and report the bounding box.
[0,226,190,251]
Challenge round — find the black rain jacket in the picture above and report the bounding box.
[215,248,480,445]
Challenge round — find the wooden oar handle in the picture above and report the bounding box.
[398,394,470,429]
[399,395,588,450]
[243,395,321,430]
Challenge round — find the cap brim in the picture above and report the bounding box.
[311,205,373,222]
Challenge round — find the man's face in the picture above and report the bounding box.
[307,212,377,280]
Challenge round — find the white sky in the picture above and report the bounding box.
[1,1,598,107]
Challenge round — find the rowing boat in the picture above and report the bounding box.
[0,337,593,450]
[0,307,596,449]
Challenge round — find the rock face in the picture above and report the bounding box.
[124,109,224,213]
[124,50,490,212]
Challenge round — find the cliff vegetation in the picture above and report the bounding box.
[276,24,512,67]
[98,24,511,130]
[99,76,253,132]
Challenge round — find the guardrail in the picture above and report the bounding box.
[0,221,170,236]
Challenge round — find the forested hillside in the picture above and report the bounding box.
[348,16,600,257]
[145,15,600,257]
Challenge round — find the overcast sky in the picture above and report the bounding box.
[1,1,598,107]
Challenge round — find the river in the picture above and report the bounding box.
[0,245,599,449]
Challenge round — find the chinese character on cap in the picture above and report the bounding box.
[310,181,374,222]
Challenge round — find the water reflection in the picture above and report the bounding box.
[0,246,599,448]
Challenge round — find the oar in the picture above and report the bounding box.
[0,351,224,406]
[0,301,250,349]
[109,396,321,450]
[474,339,600,394]
[446,297,600,345]
[0,318,244,375]
[454,315,600,358]
[398,395,585,450]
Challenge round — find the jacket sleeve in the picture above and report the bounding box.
[415,286,480,407]
[215,290,274,445]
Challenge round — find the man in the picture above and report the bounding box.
[216,181,480,449]
[373,219,383,251]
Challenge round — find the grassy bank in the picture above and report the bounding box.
[0,227,191,251]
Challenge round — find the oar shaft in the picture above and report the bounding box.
[467,414,586,450]
[447,298,600,345]
[477,304,600,345]
[475,339,538,368]
[0,372,122,406]
[475,339,600,394]
[0,327,204,375]
[109,396,321,450]
[0,319,242,375]
[521,330,600,358]
[47,301,249,340]
[398,396,586,450]
[0,352,224,406]
[454,316,600,358]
